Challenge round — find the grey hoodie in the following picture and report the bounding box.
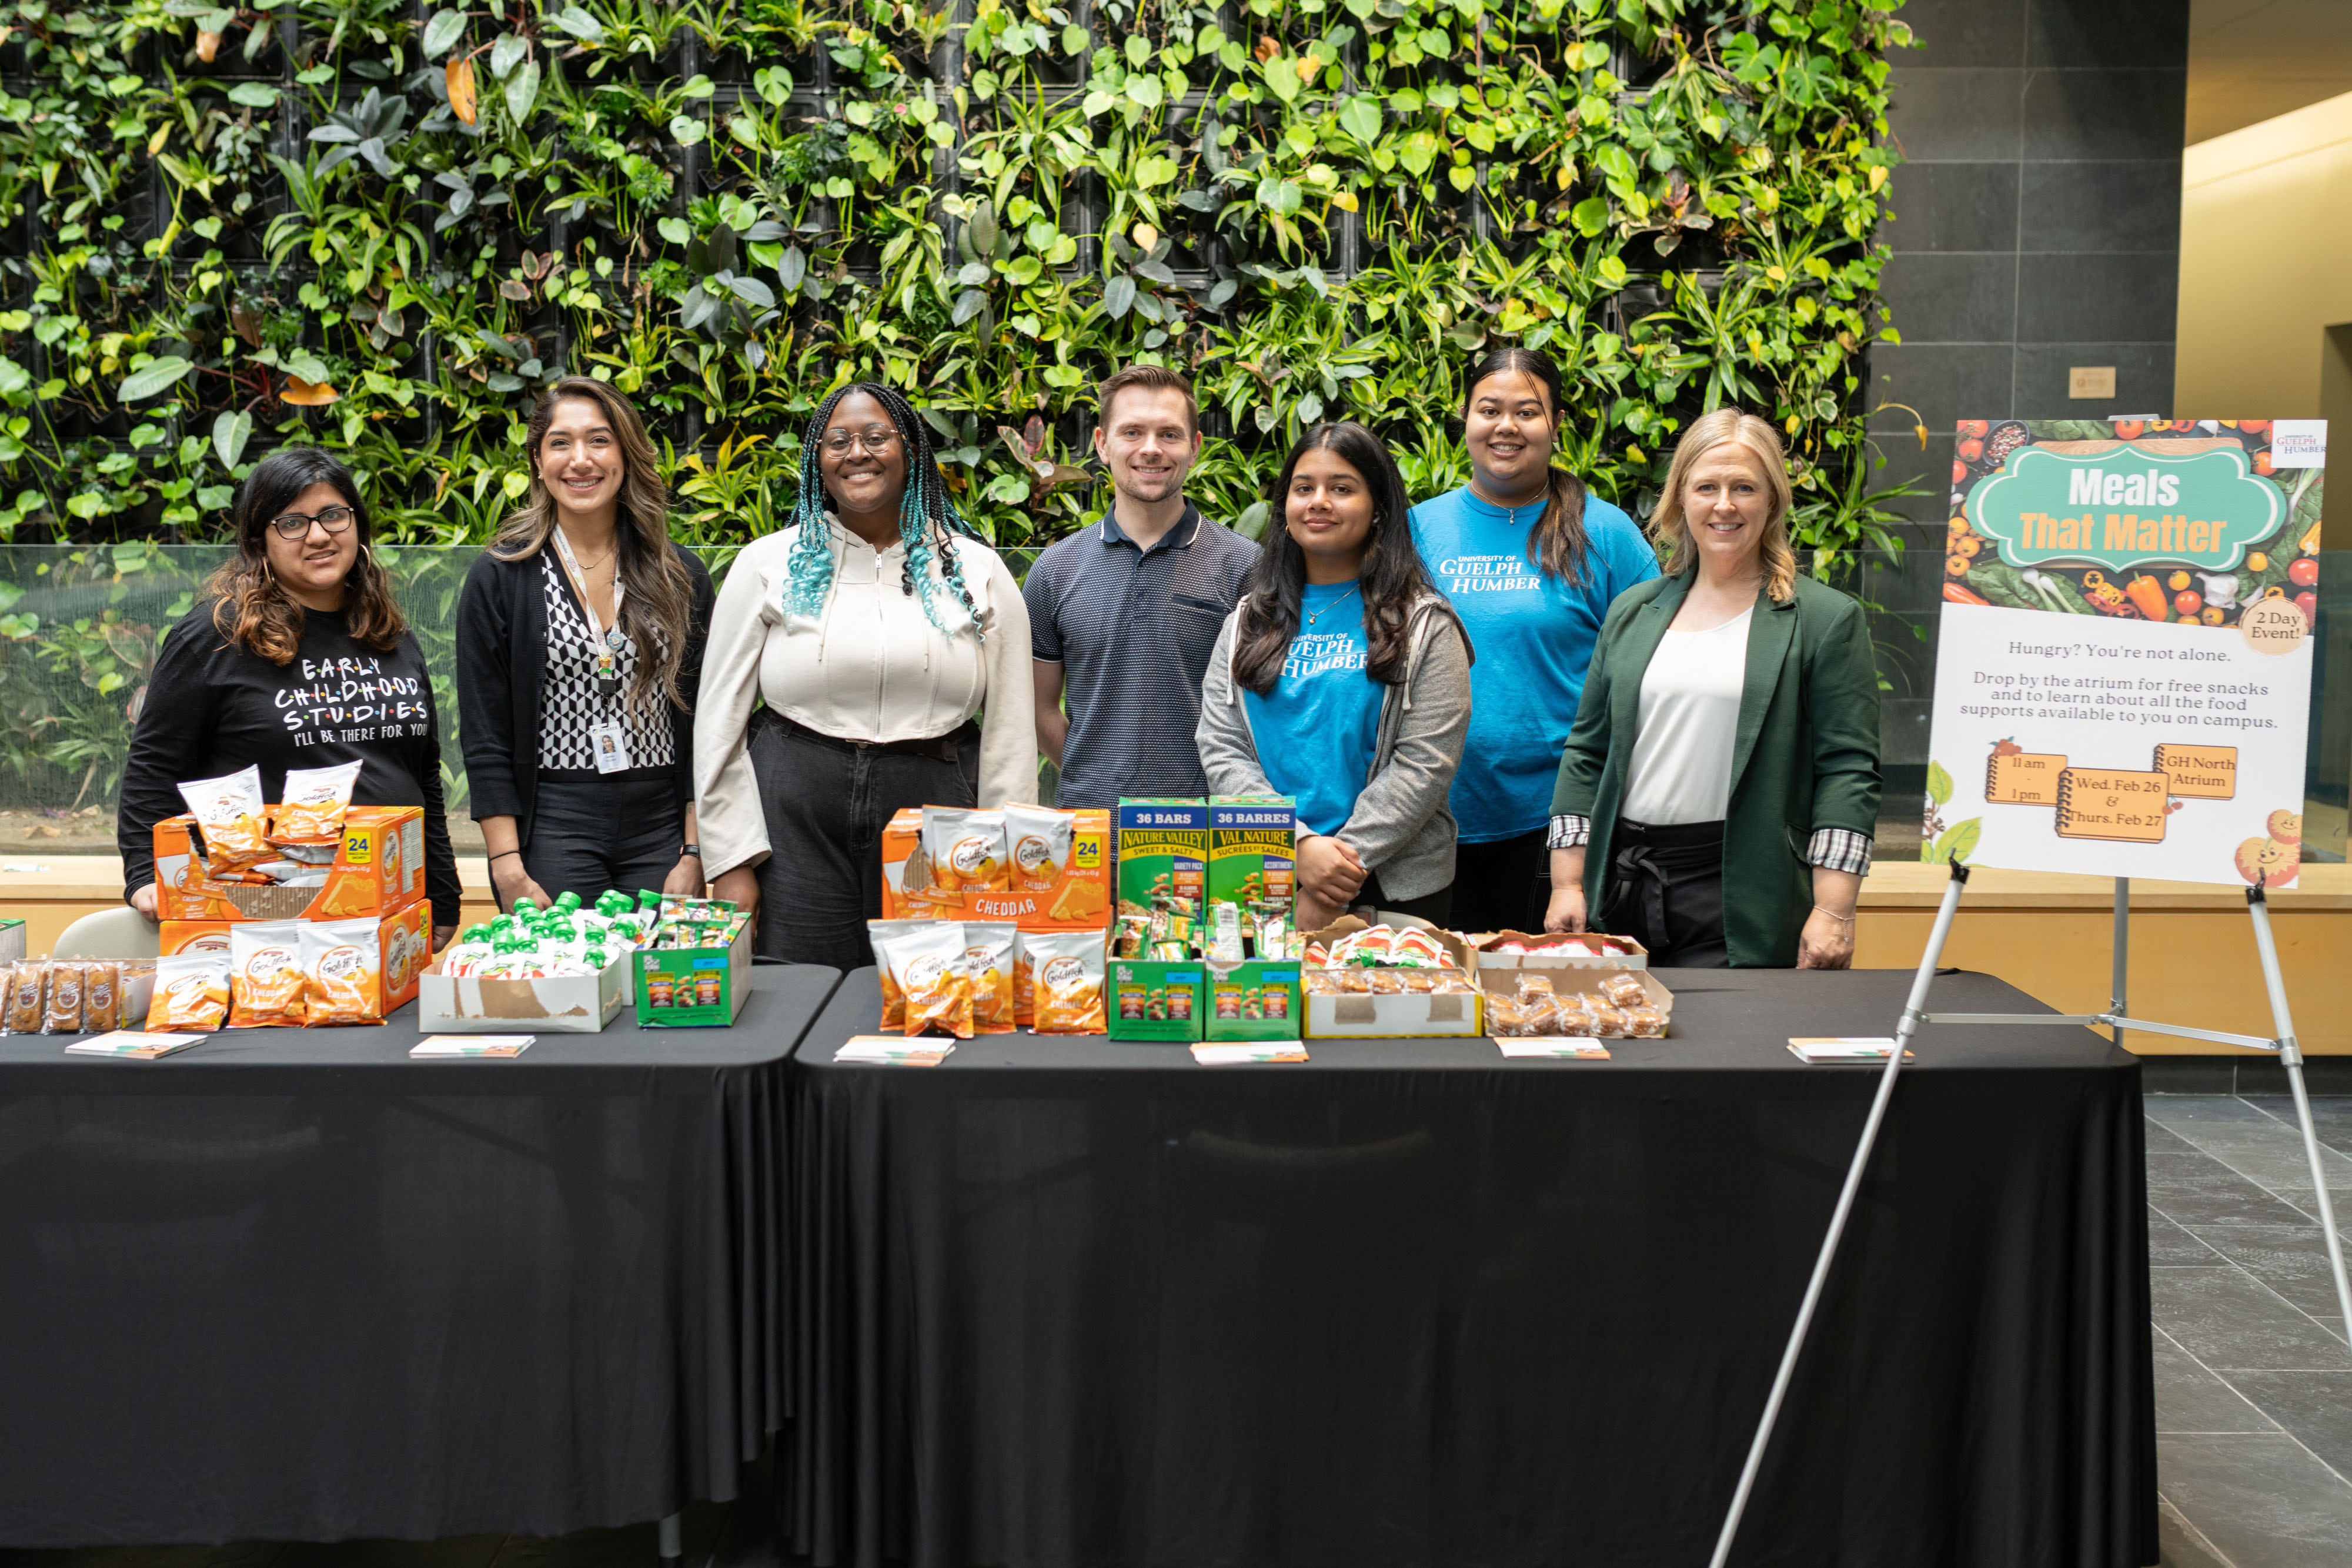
[1195,590,1473,902]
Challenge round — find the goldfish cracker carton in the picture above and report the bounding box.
[153,804,427,922]
[158,920,236,958]
[1117,798,1210,921]
[881,805,1111,931]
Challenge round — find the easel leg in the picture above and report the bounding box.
[2246,887,2352,1360]
[2112,877,2128,1052]
[1706,864,1971,1568]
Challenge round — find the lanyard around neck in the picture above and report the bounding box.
[550,526,627,640]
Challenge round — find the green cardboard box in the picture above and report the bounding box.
[0,917,24,965]
[1116,797,1209,920]
[1208,795,1295,920]
[1205,958,1301,1041]
[1108,959,1205,1041]
[633,918,754,1028]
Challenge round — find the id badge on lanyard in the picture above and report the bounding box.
[552,530,633,774]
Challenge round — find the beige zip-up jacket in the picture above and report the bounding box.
[693,518,1037,878]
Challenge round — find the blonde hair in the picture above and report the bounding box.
[1648,407,1798,603]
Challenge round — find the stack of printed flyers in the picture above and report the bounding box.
[1787,1037,1916,1063]
[837,1035,956,1066]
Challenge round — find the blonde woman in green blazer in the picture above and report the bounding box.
[1543,409,1880,967]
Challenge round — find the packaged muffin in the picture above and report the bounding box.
[269,759,363,850]
[1024,929,1106,1035]
[866,918,930,1029]
[1598,972,1648,1009]
[41,961,86,1034]
[302,917,386,1026]
[876,922,974,1040]
[4,961,47,1034]
[924,806,1010,894]
[962,921,1018,1035]
[147,952,233,1032]
[1004,804,1073,894]
[1622,1005,1667,1039]
[177,764,273,877]
[230,920,310,1027]
[81,962,123,1034]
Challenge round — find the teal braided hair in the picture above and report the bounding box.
[781,382,983,638]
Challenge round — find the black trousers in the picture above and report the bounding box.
[1446,828,1551,934]
[1352,870,1454,929]
[747,710,981,971]
[519,772,684,910]
[1597,818,1729,968]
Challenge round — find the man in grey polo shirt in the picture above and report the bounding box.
[1025,365,1260,809]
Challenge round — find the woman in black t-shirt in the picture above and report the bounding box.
[117,448,462,947]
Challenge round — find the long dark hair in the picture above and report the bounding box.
[490,376,700,716]
[781,380,981,638]
[1463,346,1589,586]
[205,447,408,665]
[1231,422,1433,696]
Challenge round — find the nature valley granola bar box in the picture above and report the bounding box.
[1204,958,1301,1042]
[1208,795,1295,922]
[152,804,426,923]
[880,806,1111,930]
[1116,798,1210,921]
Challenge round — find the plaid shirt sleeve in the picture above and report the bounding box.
[1806,826,1873,875]
[1547,813,1592,850]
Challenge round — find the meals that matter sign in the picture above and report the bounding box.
[1923,417,2323,885]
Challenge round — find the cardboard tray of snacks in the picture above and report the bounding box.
[1204,957,1301,1041]
[1470,930,1651,972]
[1108,958,1206,1041]
[152,805,427,923]
[1475,964,1676,1036]
[1300,917,1483,1039]
[880,807,1113,930]
[633,918,754,1028]
[420,950,626,1034]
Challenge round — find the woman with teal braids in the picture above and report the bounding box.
[693,382,1038,967]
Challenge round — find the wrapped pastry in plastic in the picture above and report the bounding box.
[81,962,123,1034]
[1518,972,1556,1000]
[1598,972,1648,1009]
[1622,1005,1668,1038]
[1583,1005,1631,1039]
[41,961,86,1034]
[4,961,45,1033]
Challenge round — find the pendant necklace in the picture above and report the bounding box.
[1304,583,1361,626]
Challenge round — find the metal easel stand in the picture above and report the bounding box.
[1706,863,2352,1568]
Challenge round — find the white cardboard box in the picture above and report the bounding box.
[1304,987,1484,1038]
[1475,964,1675,1034]
[1471,930,1651,972]
[417,954,626,1034]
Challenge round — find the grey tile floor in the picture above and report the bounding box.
[2148,1094,2352,1567]
[4,1094,2347,1568]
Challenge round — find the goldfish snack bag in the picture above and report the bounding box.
[1004,804,1073,894]
[876,922,973,1040]
[962,921,1018,1034]
[177,764,273,877]
[924,807,1010,894]
[301,917,385,1026]
[270,760,363,849]
[1025,929,1107,1035]
[867,918,930,1029]
[147,953,232,1032]
[230,920,310,1027]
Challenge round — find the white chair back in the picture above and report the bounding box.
[52,907,163,961]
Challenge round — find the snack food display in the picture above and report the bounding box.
[147,953,233,1032]
[302,917,387,1027]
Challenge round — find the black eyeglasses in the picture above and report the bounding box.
[821,426,900,456]
[268,506,356,540]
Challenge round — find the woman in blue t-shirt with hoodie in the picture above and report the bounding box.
[1408,347,1659,933]
[1198,422,1473,931]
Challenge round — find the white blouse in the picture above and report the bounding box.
[1620,607,1750,826]
[694,519,1037,879]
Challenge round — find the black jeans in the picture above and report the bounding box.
[747,709,981,971]
[1352,869,1455,929]
[1447,828,1551,934]
[520,772,684,909]
[1598,818,1728,968]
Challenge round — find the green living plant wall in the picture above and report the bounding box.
[0,0,1915,560]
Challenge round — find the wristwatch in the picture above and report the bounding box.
[681,842,702,858]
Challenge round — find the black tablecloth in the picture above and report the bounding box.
[0,964,843,1547]
[783,967,2155,1568]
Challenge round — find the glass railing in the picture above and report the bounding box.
[2,543,2344,865]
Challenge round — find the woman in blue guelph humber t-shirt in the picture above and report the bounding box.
[1408,347,1659,933]
[1197,422,1473,931]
